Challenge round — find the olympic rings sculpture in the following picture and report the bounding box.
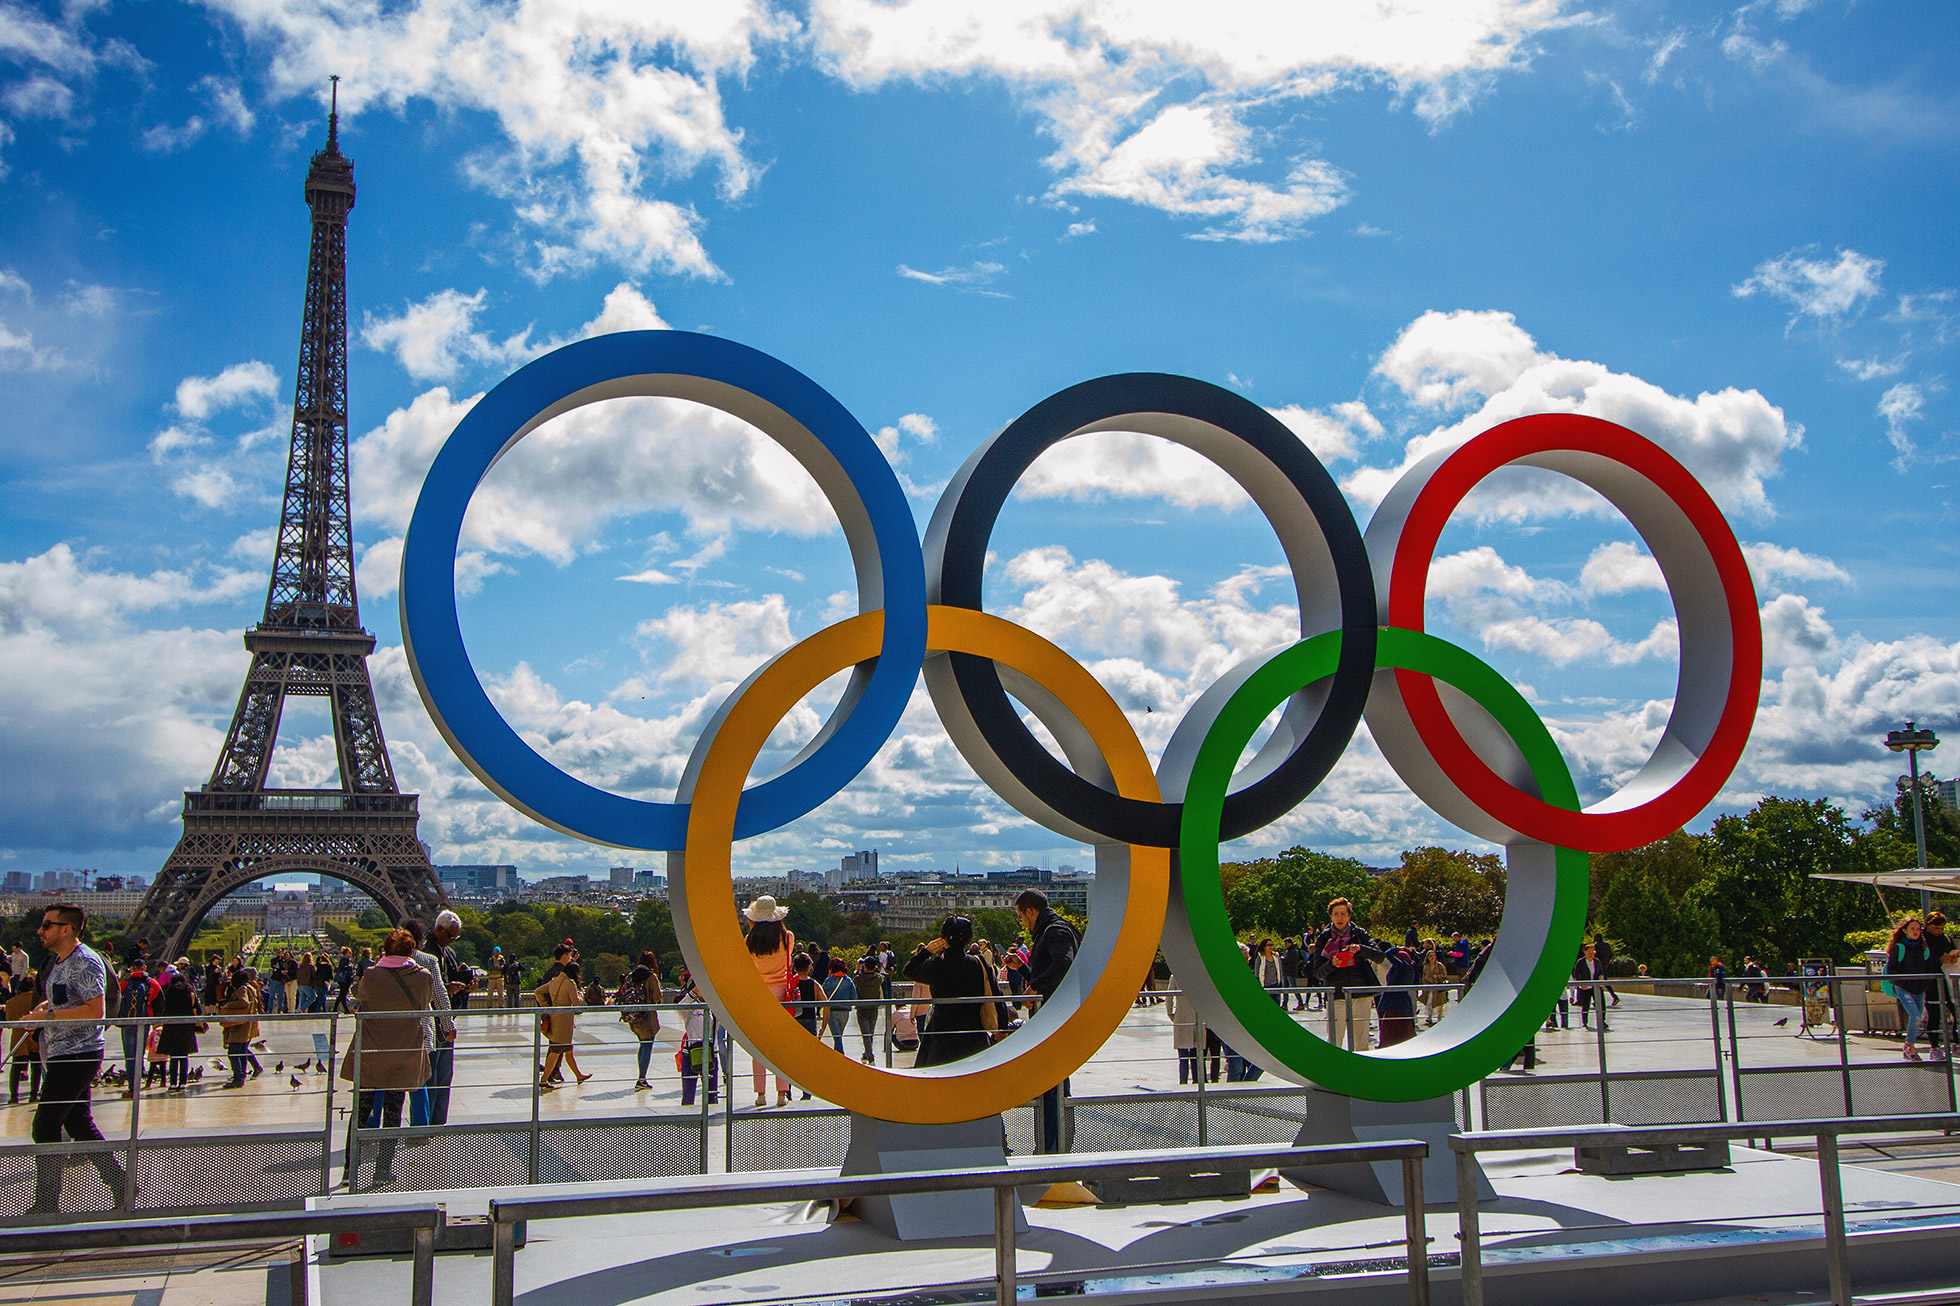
[400,331,1762,1119]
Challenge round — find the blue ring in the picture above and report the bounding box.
[398,330,927,849]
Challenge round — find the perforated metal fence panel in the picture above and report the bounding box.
[352,1125,531,1193]
[1068,1096,1199,1152]
[134,1132,326,1211]
[1201,1088,1310,1147]
[1736,1066,1850,1121]
[1607,1072,1724,1126]
[1482,1074,1606,1130]
[0,1141,122,1218]
[1846,1063,1954,1117]
[730,1109,850,1172]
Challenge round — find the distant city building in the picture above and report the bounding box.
[842,850,879,881]
[264,884,314,936]
[2,872,29,892]
[986,866,1051,885]
[438,864,518,898]
[1938,778,1958,813]
[633,870,663,892]
[609,866,635,890]
[530,874,596,897]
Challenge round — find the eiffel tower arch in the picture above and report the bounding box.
[130,84,446,960]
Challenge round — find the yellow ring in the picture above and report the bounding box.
[680,606,1169,1124]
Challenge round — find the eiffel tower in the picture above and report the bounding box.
[130,83,445,959]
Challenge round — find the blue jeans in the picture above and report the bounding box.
[1899,989,1927,1043]
[636,1039,655,1081]
[424,1043,454,1126]
[296,985,317,1013]
[120,1024,145,1083]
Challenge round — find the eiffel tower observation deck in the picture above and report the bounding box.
[130,82,446,960]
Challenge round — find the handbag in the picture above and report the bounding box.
[978,964,1000,1035]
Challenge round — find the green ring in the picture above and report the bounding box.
[1177,627,1589,1101]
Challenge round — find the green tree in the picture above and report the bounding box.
[1701,797,1904,971]
[631,899,678,962]
[496,912,547,960]
[971,908,1023,952]
[356,906,390,930]
[1223,847,1375,938]
[1367,847,1506,937]
[1865,775,1960,872]
[1594,833,1719,977]
[781,892,842,947]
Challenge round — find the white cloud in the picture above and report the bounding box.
[1759,592,1838,668]
[1268,399,1380,463]
[1479,614,1678,667]
[204,0,790,281]
[0,268,28,299]
[1348,309,1799,521]
[633,595,795,687]
[1734,247,1885,324]
[810,0,1569,241]
[1060,220,1096,240]
[196,74,254,133]
[1742,540,1849,592]
[3,74,73,119]
[171,466,243,510]
[0,317,65,371]
[0,544,254,638]
[1373,309,1544,408]
[174,360,278,418]
[1877,381,1924,470]
[141,116,208,153]
[896,261,1006,290]
[1838,355,1905,381]
[351,378,835,568]
[362,281,668,381]
[1578,540,1663,596]
[1018,429,1248,509]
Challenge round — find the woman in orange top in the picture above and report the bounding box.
[743,897,796,1107]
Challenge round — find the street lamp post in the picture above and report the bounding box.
[1885,721,1941,915]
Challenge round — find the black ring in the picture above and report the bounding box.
[926,373,1377,847]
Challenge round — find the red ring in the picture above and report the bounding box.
[1386,413,1761,852]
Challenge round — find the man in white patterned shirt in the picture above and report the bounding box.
[26,904,128,1212]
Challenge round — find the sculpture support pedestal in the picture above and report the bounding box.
[840,1115,1027,1241]
[1283,1090,1495,1207]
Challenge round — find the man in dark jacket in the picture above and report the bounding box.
[1019,892,1077,1002]
[1308,897,1383,1051]
[1017,890,1078,1152]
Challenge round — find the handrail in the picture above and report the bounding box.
[485,1139,1433,1306]
[0,1203,444,1306]
[1449,1112,1960,1306]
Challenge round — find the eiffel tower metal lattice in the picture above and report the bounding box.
[131,87,446,959]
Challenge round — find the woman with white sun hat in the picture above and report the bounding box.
[742,896,799,1107]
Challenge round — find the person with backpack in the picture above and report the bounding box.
[155,970,201,1091]
[819,958,856,1055]
[614,953,663,1090]
[116,959,161,1098]
[1887,917,1941,1063]
[218,971,264,1087]
[851,953,885,1064]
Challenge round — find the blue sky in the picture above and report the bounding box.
[0,0,1955,882]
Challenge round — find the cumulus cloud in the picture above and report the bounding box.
[1348,309,1799,521]
[1734,247,1885,325]
[810,0,1569,242]
[174,360,278,419]
[351,384,834,568]
[204,0,788,281]
[362,281,667,381]
[1019,430,1249,509]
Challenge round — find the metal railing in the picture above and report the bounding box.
[0,1202,444,1306]
[484,1138,1434,1306]
[1449,1111,1960,1306]
[4,971,1954,1223]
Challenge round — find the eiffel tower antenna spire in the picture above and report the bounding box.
[327,74,339,149]
[131,102,445,960]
